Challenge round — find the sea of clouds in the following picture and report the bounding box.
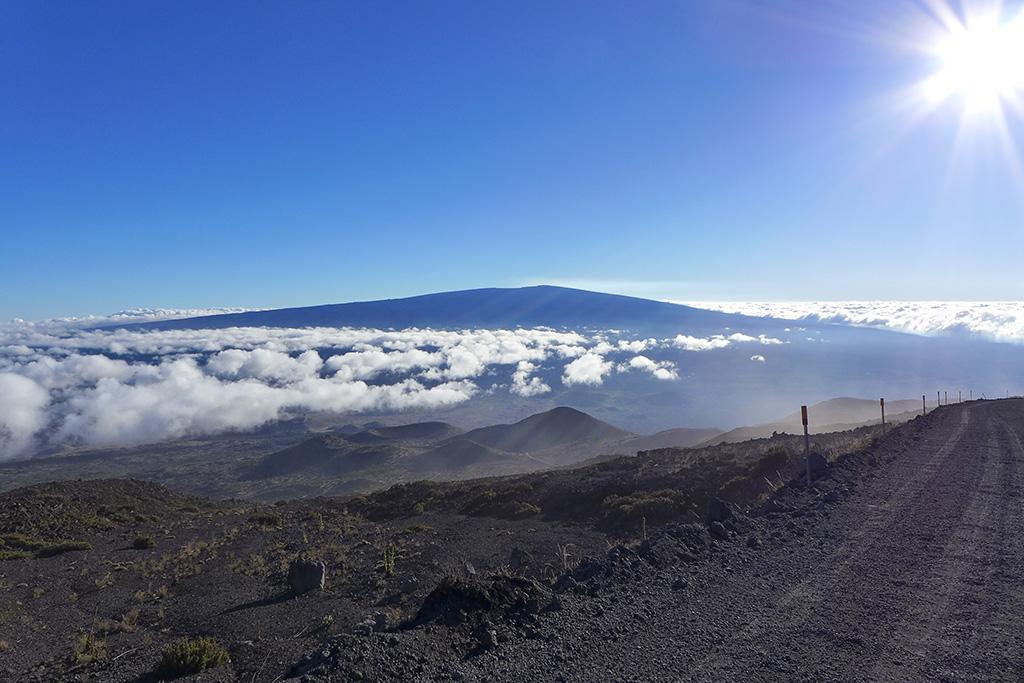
[0,310,785,460]
[686,301,1024,344]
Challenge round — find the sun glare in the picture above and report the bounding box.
[924,10,1024,114]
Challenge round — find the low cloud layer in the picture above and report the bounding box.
[0,308,802,460]
[687,301,1024,344]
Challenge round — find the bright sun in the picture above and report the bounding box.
[924,10,1024,114]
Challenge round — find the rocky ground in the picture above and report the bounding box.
[2,400,1018,681]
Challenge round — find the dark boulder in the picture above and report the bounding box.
[288,559,326,595]
[509,546,533,571]
[474,621,499,650]
[707,497,733,523]
[807,452,829,479]
[413,575,553,627]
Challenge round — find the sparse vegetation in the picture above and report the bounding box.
[71,631,107,666]
[378,541,398,577]
[36,540,92,557]
[133,535,156,549]
[0,549,32,561]
[249,511,284,527]
[0,534,91,559]
[158,636,230,677]
[119,607,140,633]
[512,502,542,518]
[601,489,688,527]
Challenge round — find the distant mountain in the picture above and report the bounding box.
[114,285,766,334]
[405,438,545,475]
[247,406,632,486]
[344,422,464,444]
[249,435,405,479]
[621,427,723,452]
[703,397,924,446]
[460,406,632,454]
[775,397,921,426]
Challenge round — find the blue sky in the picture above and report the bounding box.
[2,1,1023,319]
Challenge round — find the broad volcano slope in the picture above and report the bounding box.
[330,398,1024,681]
[112,285,760,333]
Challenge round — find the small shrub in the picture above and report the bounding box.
[459,490,498,515]
[248,512,284,527]
[36,540,92,557]
[0,534,47,551]
[378,542,397,577]
[119,608,140,633]
[511,502,542,519]
[158,636,230,677]
[72,632,107,666]
[133,536,156,550]
[751,445,789,477]
[83,515,116,530]
[0,550,32,561]
[412,501,426,515]
[601,489,688,527]
[0,534,91,558]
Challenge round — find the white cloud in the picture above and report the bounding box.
[619,355,678,381]
[671,331,783,351]
[562,353,613,386]
[685,301,1024,344]
[0,373,49,459]
[617,339,649,353]
[324,348,444,382]
[750,355,766,362]
[672,334,731,352]
[511,361,551,397]
[51,357,477,451]
[207,349,324,383]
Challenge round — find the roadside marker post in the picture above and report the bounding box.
[922,395,926,416]
[945,391,948,405]
[959,391,962,403]
[880,398,886,436]
[801,405,810,486]
[937,391,941,408]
